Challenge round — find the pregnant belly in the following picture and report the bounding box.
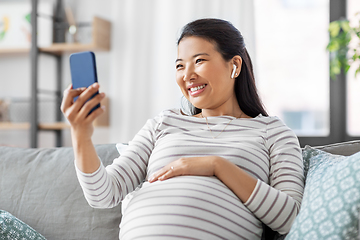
[120,176,262,240]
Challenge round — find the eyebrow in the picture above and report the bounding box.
[175,53,210,63]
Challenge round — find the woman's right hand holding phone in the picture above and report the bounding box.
[61,82,105,138]
[61,83,105,173]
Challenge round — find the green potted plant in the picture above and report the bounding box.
[327,13,360,79]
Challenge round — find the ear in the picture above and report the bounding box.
[231,56,242,78]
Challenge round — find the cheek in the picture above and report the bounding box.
[176,74,185,89]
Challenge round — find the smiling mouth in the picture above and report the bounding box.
[189,84,206,92]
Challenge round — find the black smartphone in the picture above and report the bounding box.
[69,51,100,115]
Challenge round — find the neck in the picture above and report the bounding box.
[201,108,244,118]
[200,95,244,118]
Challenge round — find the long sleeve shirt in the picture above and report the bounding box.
[76,109,304,239]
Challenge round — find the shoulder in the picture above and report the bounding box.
[134,109,185,141]
[255,114,292,132]
[253,114,297,140]
[260,116,300,149]
[158,108,183,117]
[243,114,288,131]
[255,114,284,125]
[149,108,188,125]
[152,108,183,121]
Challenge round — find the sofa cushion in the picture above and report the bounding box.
[0,210,46,240]
[285,146,360,239]
[0,144,121,240]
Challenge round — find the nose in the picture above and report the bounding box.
[183,65,196,81]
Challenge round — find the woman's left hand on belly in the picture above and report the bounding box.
[148,156,222,183]
[148,155,258,203]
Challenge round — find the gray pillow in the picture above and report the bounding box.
[0,144,121,240]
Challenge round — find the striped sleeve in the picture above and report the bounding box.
[75,114,161,209]
[244,117,304,234]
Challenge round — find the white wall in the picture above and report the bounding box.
[108,0,255,143]
[0,0,255,147]
[0,0,113,147]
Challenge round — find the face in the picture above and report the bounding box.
[176,36,238,113]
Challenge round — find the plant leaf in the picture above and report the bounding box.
[345,64,350,73]
[327,40,340,51]
[25,13,31,24]
[0,31,5,41]
[329,21,341,37]
[355,68,360,77]
[340,20,351,33]
[330,58,341,78]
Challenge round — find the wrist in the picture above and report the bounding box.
[71,129,93,148]
[212,156,226,176]
[71,126,93,141]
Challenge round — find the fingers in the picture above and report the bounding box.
[61,84,74,113]
[61,83,105,124]
[149,165,175,183]
[148,156,218,183]
[77,91,105,119]
[72,83,100,112]
[159,165,175,181]
[61,84,85,113]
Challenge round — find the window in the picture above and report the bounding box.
[347,0,360,136]
[254,0,330,137]
[255,0,359,146]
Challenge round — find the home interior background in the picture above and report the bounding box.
[0,0,359,148]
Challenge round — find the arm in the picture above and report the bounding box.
[244,119,304,234]
[61,83,105,173]
[61,83,116,207]
[70,110,161,209]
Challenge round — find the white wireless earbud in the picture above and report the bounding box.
[231,64,237,78]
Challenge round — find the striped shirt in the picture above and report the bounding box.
[76,109,304,239]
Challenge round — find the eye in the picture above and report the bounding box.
[195,58,206,64]
[175,63,183,70]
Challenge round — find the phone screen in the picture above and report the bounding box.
[69,51,100,114]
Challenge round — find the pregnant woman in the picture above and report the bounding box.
[61,18,304,239]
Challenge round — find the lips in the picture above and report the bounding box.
[188,84,207,96]
[189,84,206,92]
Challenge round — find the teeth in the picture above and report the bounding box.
[190,84,206,92]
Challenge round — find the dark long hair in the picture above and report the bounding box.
[178,18,268,117]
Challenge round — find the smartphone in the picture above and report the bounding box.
[69,51,100,115]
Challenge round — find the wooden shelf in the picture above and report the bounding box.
[39,43,106,55]
[0,16,111,56]
[0,122,70,130]
[0,122,30,130]
[39,122,70,130]
[1,13,111,147]
[40,16,111,55]
[0,48,30,55]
